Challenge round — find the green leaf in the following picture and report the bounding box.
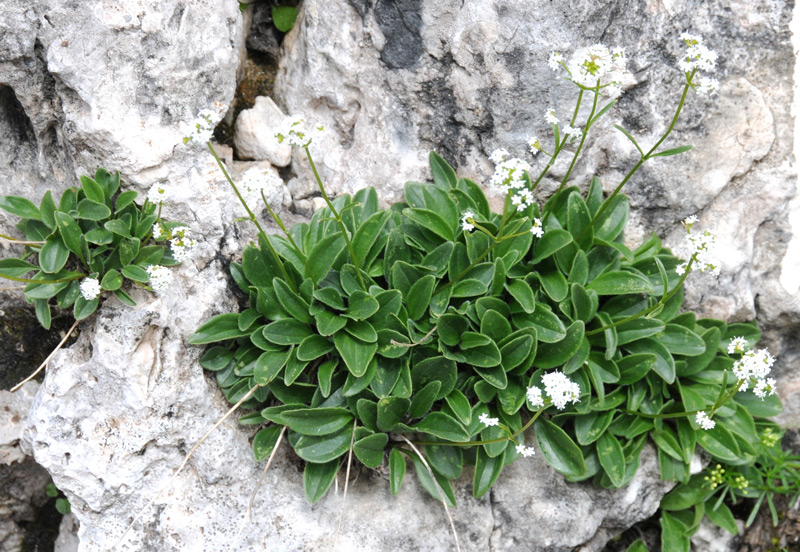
[121,264,149,283]
[84,228,113,245]
[505,279,535,313]
[346,290,380,320]
[705,502,738,535]
[412,412,470,442]
[615,319,666,346]
[273,278,313,324]
[696,425,742,464]
[199,346,234,372]
[575,411,614,445]
[596,432,626,487]
[76,199,111,221]
[297,334,334,361]
[34,298,51,330]
[624,339,675,384]
[309,233,346,283]
[39,191,57,229]
[651,145,693,158]
[660,511,690,552]
[567,192,593,250]
[119,238,140,266]
[389,448,406,495]
[0,258,38,278]
[104,218,131,238]
[263,319,313,345]
[334,331,377,377]
[115,190,138,211]
[403,208,454,241]
[189,313,251,344]
[0,195,41,220]
[38,238,70,274]
[473,448,504,498]
[587,271,655,295]
[657,324,706,356]
[534,320,585,369]
[624,539,648,552]
[80,175,105,203]
[408,381,441,418]
[281,407,354,436]
[100,269,123,291]
[457,178,490,218]
[407,274,436,320]
[352,211,389,264]
[500,335,534,372]
[253,426,282,461]
[429,151,457,189]
[114,288,136,306]
[294,427,352,463]
[271,6,298,32]
[304,459,339,503]
[412,453,456,507]
[313,286,346,310]
[73,296,99,320]
[315,310,348,336]
[531,229,573,264]
[55,211,84,259]
[377,396,410,431]
[444,389,471,426]
[534,418,586,478]
[353,433,388,468]
[594,195,629,242]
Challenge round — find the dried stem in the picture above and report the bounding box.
[333,418,358,550]
[10,319,80,393]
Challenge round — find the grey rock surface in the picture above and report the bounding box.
[233,95,292,165]
[54,513,80,552]
[275,0,798,419]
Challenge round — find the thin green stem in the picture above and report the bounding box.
[260,191,315,285]
[582,76,694,240]
[303,146,367,291]
[0,273,85,284]
[206,142,295,290]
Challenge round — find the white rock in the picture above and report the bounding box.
[0,382,39,465]
[287,175,317,200]
[234,96,292,166]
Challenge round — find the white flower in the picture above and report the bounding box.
[479,413,500,427]
[185,109,216,146]
[461,210,475,232]
[678,33,718,73]
[528,137,541,155]
[606,82,623,100]
[696,76,720,96]
[238,167,284,208]
[530,218,544,238]
[696,411,716,430]
[682,215,699,228]
[489,148,509,164]
[727,336,749,355]
[565,44,629,89]
[732,348,775,382]
[544,109,559,125]
[515,443,536,458]
[147,183,171,204]
[152,223,169,241]
[170,226,197,263]
[490,158,531,194]
[526,385,544,408]
[275,115,326,147]
[548,51,564,71]
[562,125,583,141]
[146,265,173,292]
[675,263,687,276]
[754,378,777,400]
[542,371,581,410]
[80,277,101,301]
[680,221,720,276]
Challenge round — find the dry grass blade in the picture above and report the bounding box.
[249,426,286,522]
[398,435,461,552]
[332,418,358,550]
[11,319,80,393]
[115,383,263,548]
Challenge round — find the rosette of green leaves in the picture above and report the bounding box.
[191,153,777,505]
[0,169,178,328]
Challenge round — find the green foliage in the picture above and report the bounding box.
[271,6,298,32]
[0,169,184,327]
[191,153,777,505]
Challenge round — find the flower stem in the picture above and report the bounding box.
[259,191,316,286]
[303,146,367,291]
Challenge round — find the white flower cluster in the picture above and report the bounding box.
[170,226,197,263]
[489,149,534,212]
[527,371,581,411]
[461,210,475,232]
[675,216,720,277]
[550,44,628,98]
[185,109,216,146]
[528,136,541,156]
[275,115,326,147]
[479,413,500,427]
[544,109,558,125]
[696,411,715,430]
[515,443,536,458]
[147,183,172,205]
[152,222,170,241]
[562,125,583,143]
[238,167,284,207]
[146,265,173,292]
[729,337,777,399]
[530,217,544,238]
[80,277,101,301]
[679,33,719,95]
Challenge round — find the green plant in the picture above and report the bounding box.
[0,169,191,330]
[46,482,71,515]
[238,2,298,33]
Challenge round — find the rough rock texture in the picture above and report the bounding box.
[54,513,80,552]
[0,1,794,552]
[233,95,292,165]
[0,382,52,552]
[275,0,798,418]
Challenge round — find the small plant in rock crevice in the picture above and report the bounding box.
[0,169,194,390]
[187,33,780,522]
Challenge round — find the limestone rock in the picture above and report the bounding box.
[1,382,39,465]
[287,174,317,200]
[234,96,292,165]
[54,513,80,552]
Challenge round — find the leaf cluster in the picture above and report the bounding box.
[0,169,179,327]
[191,153,779,505]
